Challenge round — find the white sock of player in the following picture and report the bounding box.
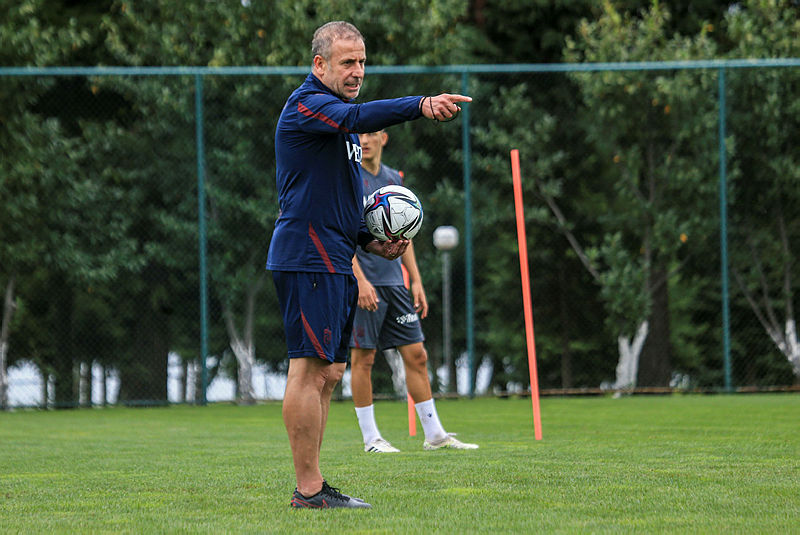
[415,398,447,442]
[355,404,381,445]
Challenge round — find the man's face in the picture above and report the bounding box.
[316,37,366,100]
[358,131,386,163]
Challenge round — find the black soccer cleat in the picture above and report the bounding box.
[290,481,372,509]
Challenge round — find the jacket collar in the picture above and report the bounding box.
[306,72,353,103]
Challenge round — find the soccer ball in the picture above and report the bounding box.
[363,185,424,241]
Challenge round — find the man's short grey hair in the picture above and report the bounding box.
[312,21,364,61]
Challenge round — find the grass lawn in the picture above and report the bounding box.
[1,394,798,533]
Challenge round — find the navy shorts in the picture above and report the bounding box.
[350,285,425,351]
[272,271,358,363]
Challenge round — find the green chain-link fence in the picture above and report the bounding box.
[2,60,799,409]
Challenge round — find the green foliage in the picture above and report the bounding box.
[468,77,610,389]
[100,0,484,67]
[563,3,720,363]
[0,0,90,66]
[0,1,132,388]
[3,0,800,403]
[0,0,91,278]
[82,1,487,392]
[723,0,800,382]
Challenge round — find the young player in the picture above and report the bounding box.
[350,129,479,453]
[267,21,470,509]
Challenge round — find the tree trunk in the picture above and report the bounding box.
[1,277,16,410]
[766,320,800,380]
[382,348,407,397]
[180,359,189,403]
[558,268,573,389]
[40,364,49,409]
[193,359,203,404]
[52,279,76,408]
[614,320,649,394]
[446,350,457,394]
[117,301,169,405]
[784,320,800,379]
[428,342,441,393]
[98,364,107,406]
[229,338,256,405]
[222,275,265,405]
[79,361,92,407]
[0,341,7,410]
[638,264,673,386]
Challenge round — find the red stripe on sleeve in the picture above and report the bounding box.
[297,101,350,133]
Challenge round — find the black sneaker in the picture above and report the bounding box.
[289,481,372,509]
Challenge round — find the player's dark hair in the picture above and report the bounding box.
[312,21,363,61]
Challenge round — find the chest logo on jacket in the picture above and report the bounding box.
[346,140,362,163]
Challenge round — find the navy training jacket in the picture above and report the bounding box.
[266,73,422,274]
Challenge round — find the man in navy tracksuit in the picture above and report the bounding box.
[267,21,470,509]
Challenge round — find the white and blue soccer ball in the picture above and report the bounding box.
[363,185,424,241]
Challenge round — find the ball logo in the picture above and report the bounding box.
[363,185,423,241]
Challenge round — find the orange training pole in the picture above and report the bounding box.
[510,149,543,440]
[407,393,417,436]
[401,263,417,436]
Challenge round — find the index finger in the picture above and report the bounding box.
[444,93,472,103]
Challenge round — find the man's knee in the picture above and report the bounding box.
[351,349,377,370]
[400,343,428,370]
[327,362,346,384]
[288,357,343,391]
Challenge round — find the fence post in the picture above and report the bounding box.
[195,74,209,405]
[461,71,475,397]
[718,67,733,392]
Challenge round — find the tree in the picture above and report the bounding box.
[469,0,730,64]
[725,0,800,384]
[0,0,136,408]
[7,0,797,407]
[561,2,720,389]
[97,0,484,402]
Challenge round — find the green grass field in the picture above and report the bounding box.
[1,394,798,534]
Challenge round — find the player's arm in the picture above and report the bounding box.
[352,255,379,312]
[296,92,420,134]
[297,92,471,134]
[354,94,472,129]
[401,241,428,319]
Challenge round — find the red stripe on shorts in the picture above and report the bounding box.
[300,310,328,360]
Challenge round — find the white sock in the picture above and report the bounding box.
[355,404,381,445]
[414,398,447,442]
